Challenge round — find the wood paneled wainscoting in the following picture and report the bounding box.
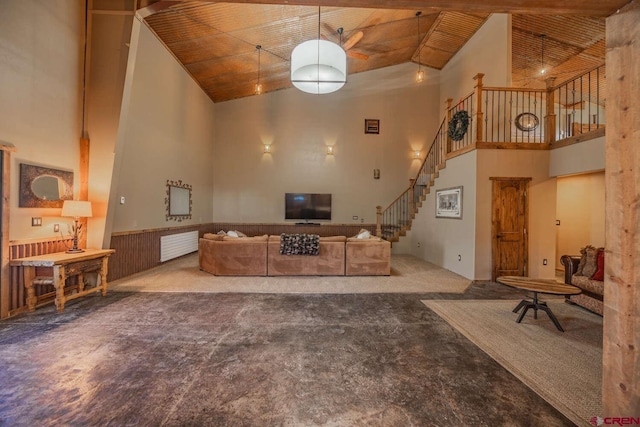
[108,223,377,282]
[7,237,74,317]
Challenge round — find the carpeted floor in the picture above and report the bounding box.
[110,253,473,294]
[423,299,603,427]
[0,255,602,426]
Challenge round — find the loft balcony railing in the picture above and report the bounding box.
[377,66,605,241]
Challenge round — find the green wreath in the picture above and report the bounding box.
[448,110,470,142]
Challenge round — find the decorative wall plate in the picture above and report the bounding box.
[515,112,539,132]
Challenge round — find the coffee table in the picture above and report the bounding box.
[496,276,582,332]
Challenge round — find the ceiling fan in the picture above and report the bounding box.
[322,26,369,60]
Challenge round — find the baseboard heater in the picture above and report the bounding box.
[160,231,199,262]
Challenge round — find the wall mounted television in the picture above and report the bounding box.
[285,193,332,222]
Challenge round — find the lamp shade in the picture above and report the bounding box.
[61,200,93,218]
[290,39,347,95]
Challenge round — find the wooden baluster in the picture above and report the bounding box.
[376,206,382,237]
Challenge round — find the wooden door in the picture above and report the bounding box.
[491,178,530,281]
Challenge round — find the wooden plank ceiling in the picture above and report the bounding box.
[142,1,609,103]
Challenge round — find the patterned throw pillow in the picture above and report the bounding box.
[280,233,320,255]
[581,246,599,278]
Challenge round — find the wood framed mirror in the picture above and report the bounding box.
[165,180,192,222]
[19,163,74,208]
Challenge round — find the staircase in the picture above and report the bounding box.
[377,116,449,242]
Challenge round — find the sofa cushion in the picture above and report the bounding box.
[571,274,604,296]
[591,249,605,281]
[203,233,224,241]
[320,236,347,242]
[223,234,268,242]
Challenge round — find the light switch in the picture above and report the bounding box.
[120,196,126,204]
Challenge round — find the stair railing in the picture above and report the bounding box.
[376,68,606,241]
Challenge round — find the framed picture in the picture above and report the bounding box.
[364,119,380,134]
[435,186,463,219]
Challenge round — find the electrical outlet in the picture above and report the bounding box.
[543,259,548,265]
[556,220,560,226]
[417,242,421,248]
[458,254,462,261]
[53,224,60,232]
[352,216,358,220]
[120,196,126,205]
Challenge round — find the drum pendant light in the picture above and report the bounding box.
[290,7,347,95]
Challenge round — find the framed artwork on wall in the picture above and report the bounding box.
[435,186,463,219]
[364,119,380,134]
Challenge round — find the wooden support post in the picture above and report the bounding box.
[603,2,640,418]
[79,138,90,249]
[375,206,382,237]
[445,98,453,154]
[0,147,13,319]
[474,73,485,143]
[544,77,557,144]
[409,179,416,217]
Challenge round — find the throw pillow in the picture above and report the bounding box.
[590,248,605,281]
[217,230,227,236]
[581,245,599,278]
[575,245,593,276]
[235,230,247,237]
[227,230,239,238]
[357,230,371,239]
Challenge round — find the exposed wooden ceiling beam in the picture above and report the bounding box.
[144,0,631,17]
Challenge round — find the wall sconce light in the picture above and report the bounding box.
[413,150,421,159]
[326,146,334,155]
[263,143,271,153]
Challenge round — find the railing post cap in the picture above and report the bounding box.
[473,73,485,81]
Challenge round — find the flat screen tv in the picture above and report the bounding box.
[285,193,332,221]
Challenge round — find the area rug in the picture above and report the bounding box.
[422,299,602,427]
[110,254,472,294]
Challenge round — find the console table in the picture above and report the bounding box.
[11,249,115,313]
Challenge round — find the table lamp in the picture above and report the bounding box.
[61,200,92,253]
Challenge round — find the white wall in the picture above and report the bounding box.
[106,17,215,235]
[549,136,605,177]
[85,9,133,247]
[439,14,512,115]
[0,0,84,240]
[212,63,441,224]
[401,151,478,279]
[556,171,605,268]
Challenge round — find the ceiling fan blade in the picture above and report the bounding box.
[343,31,363,51]
[347,50,369,60]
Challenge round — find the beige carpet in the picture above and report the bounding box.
[110,253,472,294]
[423,299,603,427]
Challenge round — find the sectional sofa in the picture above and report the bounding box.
[198,233,391,276]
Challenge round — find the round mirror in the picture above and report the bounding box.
[31,175,65,201]
[515,112,539,132]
